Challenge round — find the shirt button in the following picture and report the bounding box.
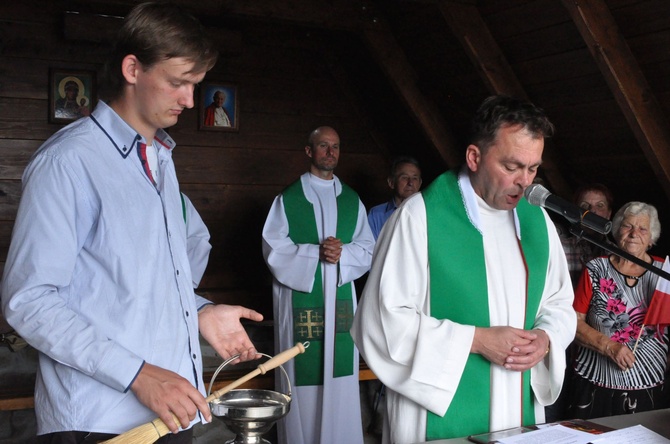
[185,311,190,317]
[176,270,180,275]
[192,354,197,360]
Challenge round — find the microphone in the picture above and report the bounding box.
[524,183,612,235]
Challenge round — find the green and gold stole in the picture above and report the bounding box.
[423,171,549,440]
[282,178,359,386]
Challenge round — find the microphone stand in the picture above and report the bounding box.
[568,224,670,281]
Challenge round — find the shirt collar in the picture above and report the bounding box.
[300,172,342,204]
[458,166,521,239]
[90,101,176,159]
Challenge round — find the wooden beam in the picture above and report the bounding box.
[437,2,525,98]
[561,0,670,200]
[75,0,372,31]
[63,11,243,53]
[362,18,462,168]
[0,396,34,411]
[438,0,571,197]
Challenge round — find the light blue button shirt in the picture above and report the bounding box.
[367,199,397,240]
[1,101,210,434]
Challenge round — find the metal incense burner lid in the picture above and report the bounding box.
[208,353,292,444]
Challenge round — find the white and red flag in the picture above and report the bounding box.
[643,256,670,338]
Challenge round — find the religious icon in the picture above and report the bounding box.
[199,82,239,131]
[49,69,96,124]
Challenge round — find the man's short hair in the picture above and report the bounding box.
[469,95,555,153]
[389,155,421,180]
[573,183,614,208]
[100,2,218,102]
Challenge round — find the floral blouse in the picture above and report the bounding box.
[573,255,668,389]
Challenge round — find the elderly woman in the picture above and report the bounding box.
[568,201,667,419]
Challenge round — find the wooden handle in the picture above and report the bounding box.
[258,342,305,375]
[207,342,306,401]
[102,343,307,443]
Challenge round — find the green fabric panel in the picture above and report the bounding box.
[292,293,325,385]
[281,178,359,385]
[180,192,186,224]
[283,180,324,385]
[515,198,549,331]
[334,183,359,377]
[335,183,358,242]
[423,171,549,439]
[424,171,491,440]
[516,198,550,425]
[334,294,354,377]
[283,180,319,244]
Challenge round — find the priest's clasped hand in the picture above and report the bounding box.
[473,326,550,371]
[320,236,343,263]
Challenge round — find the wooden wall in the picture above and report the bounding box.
[0,1,391,321]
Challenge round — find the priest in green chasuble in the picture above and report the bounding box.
[262,126,375,444]
[351,95,576,444]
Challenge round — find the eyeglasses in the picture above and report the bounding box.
[0,330,28,352]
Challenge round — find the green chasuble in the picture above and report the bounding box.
[282,178,359,386]
[423,171,549,440]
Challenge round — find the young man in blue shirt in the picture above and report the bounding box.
[1,3,263,442]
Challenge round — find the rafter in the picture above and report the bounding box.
[562,0,670,200]
[437,0,572,198]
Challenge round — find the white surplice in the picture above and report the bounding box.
[351,170,576,444]
[262,172,375,444]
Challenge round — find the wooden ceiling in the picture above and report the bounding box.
[71,0,670,249]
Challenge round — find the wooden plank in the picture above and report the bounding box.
[438,0,571,198]
[173,147,387,187]
[0,181,21,221]
[63,11,243,54]
[0,397,34,411]
[494,22,586,64]
[0,0,63,23]
[63,10,120,43]
[0,98,67,141]
[438,1,525,98]
[610,0,670,37]
[320,38,392,160]
[0,19,111,63]
[528,74,613,109]
[0,222,14,262]
[505,49,599,87]
[626,30,670,65]
[169,118,380,155]
[548,100,630,137]
[562,0,670,200]
[0,58,99,101]
[0,140,41,180]
[479,0,570,38]
[60,0,372,32]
